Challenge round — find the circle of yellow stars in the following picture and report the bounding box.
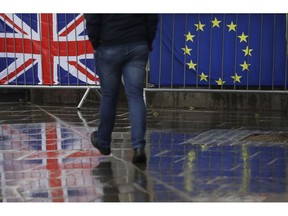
[182,17,253,86]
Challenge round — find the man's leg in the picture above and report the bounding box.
[92,47,123,154]
[122,43,149,163]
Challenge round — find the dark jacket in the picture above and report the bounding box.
[84,14,158,51]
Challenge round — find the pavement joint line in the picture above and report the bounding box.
[150,177,194,201]
[35,105,89,140]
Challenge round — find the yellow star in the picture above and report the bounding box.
[231,73,242,83]
[195,21,205,31]
[211,17,221,28]
[182,45,192,55]
[227,21,237,32]
[215,78,226,86]
[199,72,208,81]
[238,32,248,43]
[242,46,253,56]
[184,32,195,42]
[240,60,251,71]
[186,60,197,70]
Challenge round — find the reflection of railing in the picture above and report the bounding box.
[240,145,250,193]
[149,131,287,200]
[0,122,101,201]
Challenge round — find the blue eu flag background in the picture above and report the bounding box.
[149,14,287,88]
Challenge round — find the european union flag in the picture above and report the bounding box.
[149,14,287,89]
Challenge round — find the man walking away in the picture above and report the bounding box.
[84,14,158,164]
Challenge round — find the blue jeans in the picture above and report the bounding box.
[94,42,149,149]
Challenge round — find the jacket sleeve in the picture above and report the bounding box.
[146,14,159,51]
[84,14,101,50]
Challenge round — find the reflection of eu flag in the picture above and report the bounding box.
[149,131,287,199]
[150,14,287,88]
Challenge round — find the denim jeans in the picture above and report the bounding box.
[94,42,149,150]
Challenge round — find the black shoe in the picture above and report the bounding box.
[90,131,111,155]
[132,148,147,164]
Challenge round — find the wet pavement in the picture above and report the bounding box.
[0,102,288,202]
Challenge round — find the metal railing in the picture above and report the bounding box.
[146,14,288,94]
[1,13,288,110]
[0,13,100,108]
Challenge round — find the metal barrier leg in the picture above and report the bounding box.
[144,88,147,107]
[77,88,91,109]
[92,88,101,98]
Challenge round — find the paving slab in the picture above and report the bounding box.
[1,102,288,202]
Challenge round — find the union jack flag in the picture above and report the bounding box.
[0,13,98,86]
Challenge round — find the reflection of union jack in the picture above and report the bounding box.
[0,13,98,85]
[0,122,103,202]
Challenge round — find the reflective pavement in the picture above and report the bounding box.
[1,102,288,202]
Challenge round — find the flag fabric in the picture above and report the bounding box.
[0,13,98,86]
[149,14,288,89]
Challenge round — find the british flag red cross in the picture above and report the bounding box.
[0,13,98,85]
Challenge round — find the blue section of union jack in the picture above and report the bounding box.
[0,13,98,85]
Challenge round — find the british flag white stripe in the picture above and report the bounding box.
[0,14,40,40]
[0,13,97,86]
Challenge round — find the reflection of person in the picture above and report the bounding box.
[92,161,150,202]
[84,14,158,164]
[92,162,120,202]
[132,167,150,201]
